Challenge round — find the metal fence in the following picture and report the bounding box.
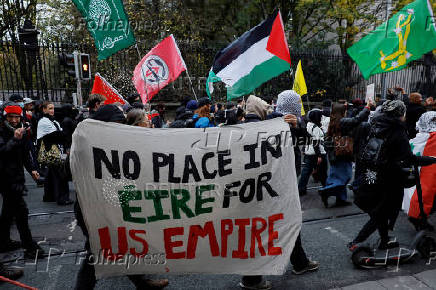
[0,39,435,104]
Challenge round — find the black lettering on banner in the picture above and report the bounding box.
[93,147,121,179]
[218,150,232,177]
[239,178,256,203]
[122,151,140,180]
[257,172,278,200]
[261,134,282,165]
[202,152,217,179]
[182,155,201,183]
[243,143,260,170]
[152,153,169,182]
[168,154,181,183]
[222,181,241,208]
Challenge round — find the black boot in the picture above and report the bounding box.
[24,244,45,260]
[0,263,23,280]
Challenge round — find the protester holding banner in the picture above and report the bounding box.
[73,104,169,290]
[126,109,151,127]
[244,95,271,123]
[239,94,318,290]
[37,101,72,205]
[273,90,307,177]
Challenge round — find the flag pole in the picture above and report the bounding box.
[135,43,151,112]
[185,69,198,100]
[381,0,392,100]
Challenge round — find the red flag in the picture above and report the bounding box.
[91,73,127,105]
[133,35,186,103]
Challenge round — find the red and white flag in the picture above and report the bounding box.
[133,35,186,103]
[403,132,436,218]
[91,73,127,105]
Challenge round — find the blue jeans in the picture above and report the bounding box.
[298,154,327,194]
[321,160,353,201]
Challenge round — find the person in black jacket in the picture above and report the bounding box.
[37,101,72,205]
[74,104,169,290]
[60,103,78,151]
[349,100,436,250]
[406,92,427,139]
[0,102,44,259]
[239,95,319,290]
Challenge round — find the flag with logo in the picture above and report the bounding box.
[91,73,127,105]
[347,0,436,79]
[292,60,307,116]
[133,35,187,104]
[206,10,291,100]
[72,0,135,60]
[402,132,436,218]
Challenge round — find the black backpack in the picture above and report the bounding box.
[358,125,388,185]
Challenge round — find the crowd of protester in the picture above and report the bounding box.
[0,88,435,289]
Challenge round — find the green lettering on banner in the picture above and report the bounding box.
[118,186,146,224]
[145,190,171,222]
[171,189,195,219]
[195,185,215,215]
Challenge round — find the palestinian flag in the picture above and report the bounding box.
[402,132,436,218]
[206,10,291,100]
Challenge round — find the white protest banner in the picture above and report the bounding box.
[70,118,301,278]
[365,83,375,103]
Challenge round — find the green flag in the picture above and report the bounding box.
[347,0,436,79]
[72,0,136,60]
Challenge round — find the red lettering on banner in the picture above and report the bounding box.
[220,219,233,257]
[250,217,267,258]
[98,227,128,261]
[232,218,250,259]
[96,213,285,261]
[129,230,149,257]
[164,227,185,259]
[186,221,220,259]
[268,213,283,255]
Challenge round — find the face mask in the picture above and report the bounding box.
[18,102,24,108]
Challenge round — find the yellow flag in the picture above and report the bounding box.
[292,60,307,115]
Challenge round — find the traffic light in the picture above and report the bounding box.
[59,52,79,79]
[80,54,91,80]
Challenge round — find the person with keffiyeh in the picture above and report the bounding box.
[403,111,436,231]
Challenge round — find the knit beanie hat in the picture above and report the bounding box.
[3,102,23,116]
[276,90,302,117]
[381,100,406,118]
[245,95,270,120]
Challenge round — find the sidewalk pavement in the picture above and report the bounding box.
[332,269,436,290]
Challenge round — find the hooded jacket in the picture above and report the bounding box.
[353,114,436,217]
[0,122,35,193]
[245,95,270,121]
